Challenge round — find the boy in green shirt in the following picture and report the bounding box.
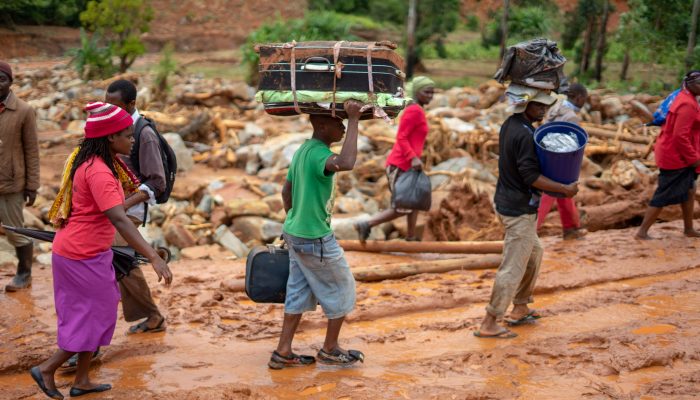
[269,100,365,369]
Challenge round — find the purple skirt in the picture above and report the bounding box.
[52,250,121,352]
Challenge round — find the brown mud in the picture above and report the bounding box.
[2,219,700,399]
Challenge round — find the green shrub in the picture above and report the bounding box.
[68,29,117,80]
[155,43,178,96]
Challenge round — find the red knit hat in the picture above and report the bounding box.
[84,102,133,139]
[0,61,12,81]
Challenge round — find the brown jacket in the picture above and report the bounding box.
[0,91,39,194]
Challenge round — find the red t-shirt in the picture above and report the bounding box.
[53,156,125,260]
[385,103,429,171]
[654,88,700,172]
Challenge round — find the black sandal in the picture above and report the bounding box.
[268,351,315,370]
[127,316,166,335]
[69,383,112,397]
[30,366,64,400]
[317,348,365,366]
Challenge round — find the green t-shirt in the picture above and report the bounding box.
[283,139,336,239]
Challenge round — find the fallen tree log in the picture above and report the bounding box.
[338,240,503,254]
[222,255,502,292]
[352,255,502,282]
[581,124,652,145]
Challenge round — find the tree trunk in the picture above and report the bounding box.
[620,49,630,81]
[580,16,595,74]
[687,0,700,70]
[352,256,502,282]
[405,0,418,79]
[594,0,609,81]
[499,0,510,62]
[338,240,504,254]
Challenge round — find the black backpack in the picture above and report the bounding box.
[131,116,177,204]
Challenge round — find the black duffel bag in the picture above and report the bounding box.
[391,169,432,211]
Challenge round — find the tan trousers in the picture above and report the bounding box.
[0,192,32,247]
[114,218,161,322]
[486,212,543,318]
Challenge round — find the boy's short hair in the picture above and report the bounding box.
[107,79,138,104]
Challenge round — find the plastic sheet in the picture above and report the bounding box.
[494,38,567,90]
[541,132,580,153]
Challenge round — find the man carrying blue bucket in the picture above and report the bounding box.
[537,83,589,240]
[475,84,579,339]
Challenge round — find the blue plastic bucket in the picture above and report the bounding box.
[533,121,588,195]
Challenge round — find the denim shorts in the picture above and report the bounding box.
[282,232,356,319]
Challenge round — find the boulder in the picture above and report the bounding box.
[260,182,282,196]
[227,199,271,218]
[239,122,265,145]
[335,197,365,214]
[233,216,283,243]
[600,97,624,120]
[0,250,18,267]
[430,156,496,189]
[65,120,86,134]
[442,117,476,134]
[262,195,284,213]
[22,209,45,230]
[258,133,307,168]
[331,214,384,240]
[163,133,194,172]
[163,222,196,249]
[214,225,249,258]
[36,253,52,266]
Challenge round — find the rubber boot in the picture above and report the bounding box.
[5,243,33,292]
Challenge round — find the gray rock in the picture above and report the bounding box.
[430,156,496,189]
[197,194,214,214]
[239,122,265,145]
[357,135,373,152]
[162,133,194,172]
[260,182,282,196]
[233,216,283,243]
[258,133,307,168]
[214,225,249,258]
[36,119,61,131]
[37,253,52,265]
[331,214,384,240]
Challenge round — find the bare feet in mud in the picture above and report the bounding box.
[683,229,700,238]
[635,231,654,240]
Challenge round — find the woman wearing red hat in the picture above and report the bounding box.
[29,102,173,399]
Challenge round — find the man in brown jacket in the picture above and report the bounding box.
[0,61,39,292]
[106,79,168,334]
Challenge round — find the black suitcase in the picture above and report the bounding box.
[256,41,405,94]
[245,245,290,304]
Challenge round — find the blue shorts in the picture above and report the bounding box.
[282,232,356,319]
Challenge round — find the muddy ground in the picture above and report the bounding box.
[1,212,700,399]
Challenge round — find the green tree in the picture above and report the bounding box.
[1,0,87,27]
[80,0,154,73]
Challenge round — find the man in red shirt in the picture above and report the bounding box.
[636,70,700,239]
